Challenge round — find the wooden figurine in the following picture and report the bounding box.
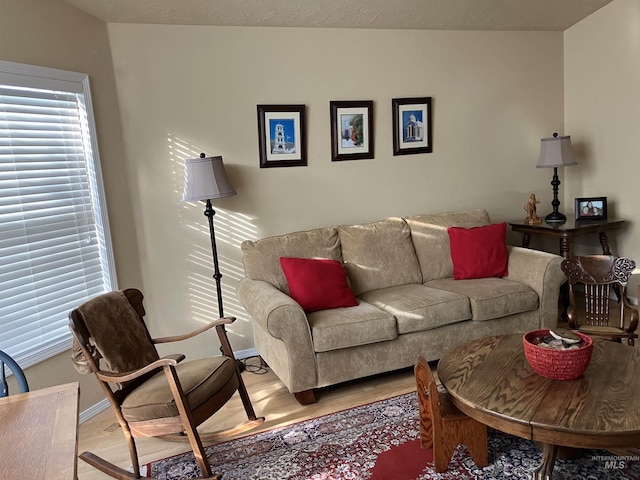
[524,193,542,224]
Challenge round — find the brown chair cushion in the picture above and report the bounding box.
[76,291,159,374]
[121,356,237,422]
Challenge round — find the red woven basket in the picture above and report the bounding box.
[523,329,593,380]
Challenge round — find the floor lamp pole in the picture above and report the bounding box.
[203,199,245,371]
[204,199,225,319]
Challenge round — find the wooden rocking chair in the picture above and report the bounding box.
[414,356,488,472]
[69,288,264,479]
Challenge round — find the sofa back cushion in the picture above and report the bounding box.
[338,217,422,296]
[241,227,342,293]
[405,209,491,282]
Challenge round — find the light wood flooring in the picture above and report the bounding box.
[77,358,418,479]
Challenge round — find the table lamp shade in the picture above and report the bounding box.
[182,155,236,202]
[536,135,577,169]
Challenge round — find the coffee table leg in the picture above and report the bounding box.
[534,443,558,480]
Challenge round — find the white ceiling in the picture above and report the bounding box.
[64,0,613,31]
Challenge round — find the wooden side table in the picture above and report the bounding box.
[508,218,626,259]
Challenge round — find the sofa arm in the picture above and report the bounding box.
[506,246,566,328]
[236,278,317,390]
[236,279,308,337]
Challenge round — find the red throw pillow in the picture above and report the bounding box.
[280,257,359,313]
[447,222,508,280]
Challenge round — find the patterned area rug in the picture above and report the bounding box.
[146,392,640,479]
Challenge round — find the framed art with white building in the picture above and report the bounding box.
[257,104,307,168]
[330,100,374,161]
[392,97,432,156]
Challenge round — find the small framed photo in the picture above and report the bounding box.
[330,100,374,161]
[392,97,432,156]
[257,104,307,168]
[575,197,608,220]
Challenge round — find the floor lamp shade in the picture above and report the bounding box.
[182,154,236,202]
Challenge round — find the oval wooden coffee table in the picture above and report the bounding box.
[438,334,640,479]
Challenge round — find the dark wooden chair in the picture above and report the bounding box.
[414,356,488,472]
[69,288,264,479]
[561,255,638,346]
[0,350,29,397]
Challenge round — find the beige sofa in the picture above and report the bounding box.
[237,210,566,404]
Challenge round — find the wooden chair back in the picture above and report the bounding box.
[561,255,638,345]
[414,355,440,446]
[414,356,488,472]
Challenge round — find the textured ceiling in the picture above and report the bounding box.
[64,0,613,31]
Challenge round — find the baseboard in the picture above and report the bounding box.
[78,347,261,423]
[236,347,259,360]
[80,398,110,423]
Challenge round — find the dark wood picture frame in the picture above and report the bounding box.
[329,100,374,161]
[575,196,608,220]
[257,104,307,168]
[392,97,432,156]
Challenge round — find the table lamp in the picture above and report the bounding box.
[536,132,577,224]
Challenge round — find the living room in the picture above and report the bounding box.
[1,0,639,474]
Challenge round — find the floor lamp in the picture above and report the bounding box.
[536,133,577,224]
[182,153,245,371]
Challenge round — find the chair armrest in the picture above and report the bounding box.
[506,246,566,329]
[95,356,179,383]
[152,317,235,344]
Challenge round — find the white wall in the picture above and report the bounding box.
[565,0,640,292]
[107,24,564,354]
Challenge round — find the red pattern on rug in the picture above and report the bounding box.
[370,439,433,479]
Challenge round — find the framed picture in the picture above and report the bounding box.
[392,97,432,156]
[329,100,374,161]
[257,104,307,168]
[575,197,608,220]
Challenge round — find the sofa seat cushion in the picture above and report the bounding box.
[338,217,422,296]
[359,284,471,334]
[425,277,539,321]
[308,301,397,352]
[121,356,237,422]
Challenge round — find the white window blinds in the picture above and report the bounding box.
[0,61,117,368]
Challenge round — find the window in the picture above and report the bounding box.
[0,61,117,368]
